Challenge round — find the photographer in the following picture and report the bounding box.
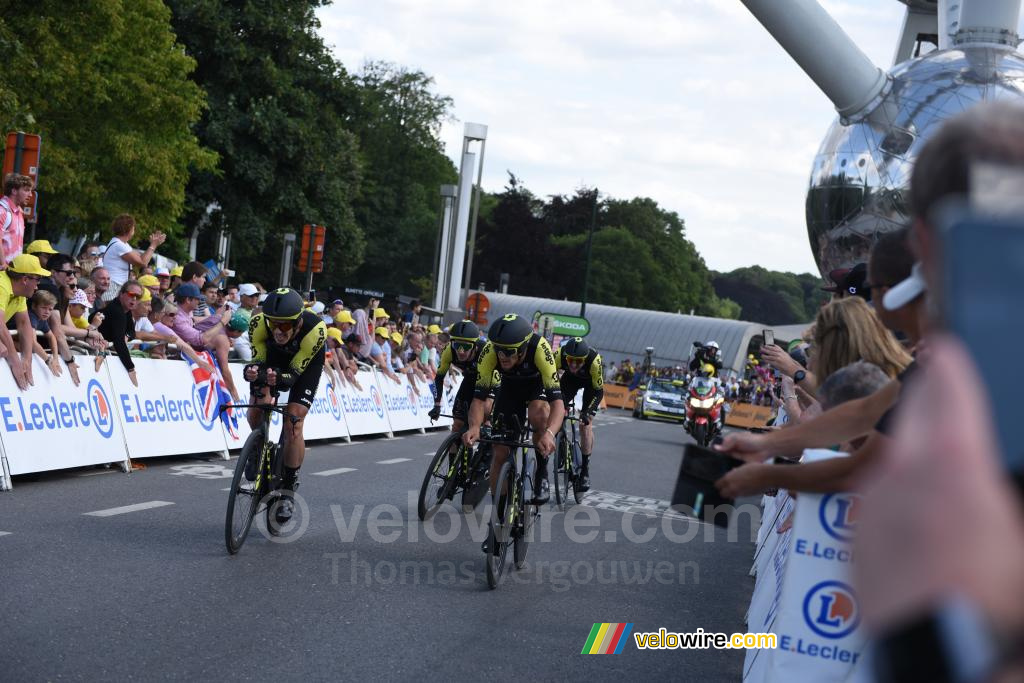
[689,341,722,377]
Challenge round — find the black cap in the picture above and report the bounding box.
[824,263,869,301]
[343,333,361,344]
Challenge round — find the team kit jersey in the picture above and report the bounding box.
[433,338,491,419]
[555,347,604,414]
[249,310,327,408]
[474,333,563,424]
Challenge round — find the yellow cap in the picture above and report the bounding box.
[326,327,343,343]
[25,239,57,255]
[139,287,152,302]
[334,310,355,325]
[390,332,403,345]
[427,324,442,334]
[374,326,389,338]
[170,265,184,277]
[8,254,50,277]
[373,307,388,320]
[137,274,160,287]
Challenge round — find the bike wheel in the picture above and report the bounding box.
[418,432,461,521]
[571,441,586,505]
[693,423,708,447]
[265,443,286,536]
[515,449,536,569]
[553,436,571,510]
[225,428,270,554]
[461,444,491,512]
[486,460,515,589]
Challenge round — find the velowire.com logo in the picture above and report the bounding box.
[581,623,634,654]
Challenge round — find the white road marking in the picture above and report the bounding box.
[580,490,715,527]
[0,531,11,537]
[376,458,412,465]
[312,467,357,477]
[84,501,175,517]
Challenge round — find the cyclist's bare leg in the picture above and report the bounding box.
[247,385,273,431]
[489,443,510,494]
[283,402,310,469]
[581,423,594,455]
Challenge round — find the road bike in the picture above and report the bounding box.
[417,415,492,520]
[223,386,299,554]
[554,403,586,509]
[480,417,540,589]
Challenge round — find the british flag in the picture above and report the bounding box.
[186,351,239,439]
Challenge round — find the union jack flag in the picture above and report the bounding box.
[185,351,239,439]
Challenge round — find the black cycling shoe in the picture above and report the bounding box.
[244,454,257,482]
[274,495,294,526]
[577,468,591,492]
[481,524,499,555]
[532,478,550,505]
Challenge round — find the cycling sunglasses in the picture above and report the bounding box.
[494,344,523,358]
[565,354,587,363]
[268,319,296,332]
[452,341,475,353]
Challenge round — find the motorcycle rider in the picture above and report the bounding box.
[689,340,723,377]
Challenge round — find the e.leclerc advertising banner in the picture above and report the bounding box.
[105,358,229,459]
[0,355,129,475]
[375,373,433,433]
[337,369,393,436]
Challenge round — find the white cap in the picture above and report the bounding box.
[883,262,926,311]
[69,289,90,307]
[258,293,268,304]
[238,283,259,297]
[154,266,170,277]
[310,301,326,314]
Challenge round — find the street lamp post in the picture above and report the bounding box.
[580,190,599,318]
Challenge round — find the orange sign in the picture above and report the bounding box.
[3,132,41,222]
[602,383,639,410]
[724,402,774,429]
[465,292,489,325]
[297,224,326,273]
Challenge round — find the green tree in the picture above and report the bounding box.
[0,0,215,241]
[167,0,363,284]
[347,62,458,295]
[712,266,827,323]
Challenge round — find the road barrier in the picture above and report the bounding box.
[742,450,864,682]
[725,402,775,429]
[602,382,638,409]
[0,359,461,490]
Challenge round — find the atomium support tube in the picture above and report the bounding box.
[739,0,888,121]
[955,0,1022,47]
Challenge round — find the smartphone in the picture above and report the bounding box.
[763,329,775,347]
[938,206,1024,484]
[671,444,745,527]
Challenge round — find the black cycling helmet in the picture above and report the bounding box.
[487,314,533,350]
[448,319,479,343]
[561,337,590,359]
[262,287,305,321]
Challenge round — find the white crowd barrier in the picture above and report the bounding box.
[743,450,865,683]
[0,359,462,490]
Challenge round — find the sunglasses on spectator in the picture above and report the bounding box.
[494,345,523,358]
[57,270,75,277]
[67,282,78,289]
[452,341,474,353]
[124,291,141,300]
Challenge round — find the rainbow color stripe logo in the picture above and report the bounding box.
[581,623,634,654]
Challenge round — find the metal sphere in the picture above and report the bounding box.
[806,47,1024,275]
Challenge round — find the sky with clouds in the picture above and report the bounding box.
[318,1,914,275]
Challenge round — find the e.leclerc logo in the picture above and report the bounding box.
[191,381,218,431]
[88,380,115,438]
[406,384,418,415]
[327,383,343,421]
[370,386,385,418]
[0,378,115,438]
[802,580,859,639]
[818,493,860,542]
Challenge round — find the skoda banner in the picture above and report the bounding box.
[533,311,590,338]
[0,356,129,475]
[106,359,230,459]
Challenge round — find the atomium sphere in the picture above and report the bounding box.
[806,47,1024,275]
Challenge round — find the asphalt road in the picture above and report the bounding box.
[1,410,758,681]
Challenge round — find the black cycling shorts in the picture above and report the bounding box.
[260,348,325,410]
[491,379,548,431]
[560,375,598,415]
[451,379,477,422]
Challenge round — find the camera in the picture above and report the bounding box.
[645,346,654,354]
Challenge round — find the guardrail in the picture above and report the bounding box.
[0,355,461,490]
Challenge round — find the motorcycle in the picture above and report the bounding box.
[684,375,725,447]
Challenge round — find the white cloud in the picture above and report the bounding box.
[319,0,909,274]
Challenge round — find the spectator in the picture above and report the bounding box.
[0,173,32,269]
[27,290,62,378]
[344,333,371,365]
[200,280,221,318]
[78,277,96,308]
[77,242,101,275]
[24,239,58,270]
[0,254,50,389]
[98,280,143,385]
[351,302,373,359]
[372,306,389,335]
[822,262,870,302]
[332,309,355,335]
[154,266,172,297]
[90,267,111,302]
[168,265,183,294]
[179,261,209,314]
[403,299,422,327]
[223,284,240,311]
[47,253,102,351]
[133,296,215,370]
[67,289,90,330]
[374,326,402,383]
[101,214,166,301]
[329,299,345,320]
[236,283,260,320]
[137,274,161,300]
[227,311,251,361]
[170,282,240,400]
[605,361,618,383]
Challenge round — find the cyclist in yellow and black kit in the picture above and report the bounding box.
[243,287,326,525]
[463,314,565,508]
[556,337,603,491]
[428,319,490,428]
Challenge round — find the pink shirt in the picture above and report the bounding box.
[0,197,25,264]
[171,308,222,349]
